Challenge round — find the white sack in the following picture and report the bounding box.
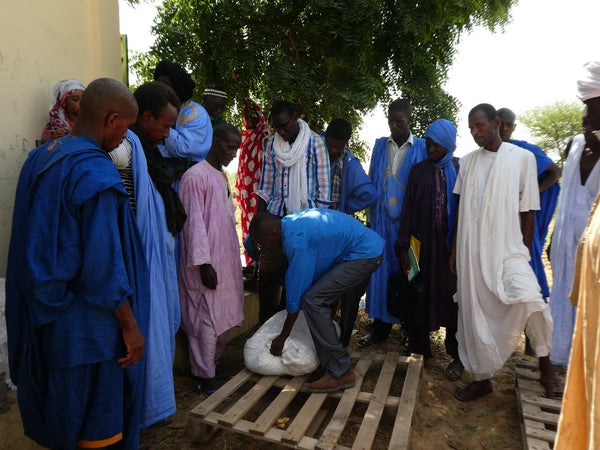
[244,310,338,376]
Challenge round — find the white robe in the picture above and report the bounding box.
[550,134,600,366]
[453,143,552,378]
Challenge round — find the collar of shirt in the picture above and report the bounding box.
[387,132,414,175]
[386,132,414,151]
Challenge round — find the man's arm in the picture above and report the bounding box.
[520,210,535,253]
[343,154,378,214]
[538,162,561,192]
[113,299,145,368]
[163,103,213,161]
[270,247,316,356]
[449,196,460,274]
[270,311,299,356]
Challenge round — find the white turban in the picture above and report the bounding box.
[577,61,600,102]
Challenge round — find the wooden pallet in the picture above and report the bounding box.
[515,359,564,450]
[187,351,423,449]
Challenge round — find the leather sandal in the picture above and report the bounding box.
[444,359,464,381]
[454,380,493,402]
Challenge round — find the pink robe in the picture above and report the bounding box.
[178,161,244,376]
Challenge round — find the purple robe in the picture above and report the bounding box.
[397,158,459,331]
[178,161,244,375]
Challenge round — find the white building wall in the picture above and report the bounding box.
[0,0,122,275]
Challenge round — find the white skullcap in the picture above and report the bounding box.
[577,61,600,102]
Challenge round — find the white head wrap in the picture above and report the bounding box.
[577,61,600,102]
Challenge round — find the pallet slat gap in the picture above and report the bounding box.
[190,369,253,418]
[388,354,423,450]
[249,375,307,436]
[352,352,398,450]
[316,355,373,450]
[218,375,279,426]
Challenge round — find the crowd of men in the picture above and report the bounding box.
[5,60,600,448]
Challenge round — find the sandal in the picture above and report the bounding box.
[149,415,174,428]
[454,380,493,402]
[540,375,563,398]
[214,372,231,382]
[444,359,464,381]
[357,333,386,348]
[197,377,226,395]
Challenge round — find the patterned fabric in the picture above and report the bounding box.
[425,119,458,248]
[235,101,268,264]
[329,145,349,210]
[41,80,85,141]
[256,129,331,216]
[109,138,136,213]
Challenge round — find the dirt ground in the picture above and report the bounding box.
[139,312,541,450]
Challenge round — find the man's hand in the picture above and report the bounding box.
[118,323,145,368]
[395,244,410,276]
[200,263,218,289]
[269,311,299,356]
[113,299,145,368]
[52,127,67,139]
[270,334,287,356]
[257,197,268,213]
[449,246,457,274]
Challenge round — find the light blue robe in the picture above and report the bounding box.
[128,130,181,428]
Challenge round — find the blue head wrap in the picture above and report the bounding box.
[425,119,456,168]
[425,119,458,248]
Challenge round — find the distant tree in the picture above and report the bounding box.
[520,100,584,167]
[130,0,516,157]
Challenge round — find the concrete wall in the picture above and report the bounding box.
[0,0,122,275]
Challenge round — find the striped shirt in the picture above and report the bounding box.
[255,131,332,216]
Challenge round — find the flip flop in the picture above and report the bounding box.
[454,380,493,402]
[357,333,385,348]
[214,372,231,382]
[540,375,563,398]
[444,359,464,381]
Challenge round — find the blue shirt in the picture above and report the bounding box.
[282,209,384,313]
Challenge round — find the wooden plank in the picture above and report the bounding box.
[518,378,545,395]
[305,406,330,439]
[262,375,402,406]
[519,392,562,411]
[516,366,541,381]
[352,352,398,450]
[190,369,253,418]
[203,411,321,450]
[516,358,540,370]
[218,375,278,427]
[316,355,373,450]
[524,424,556,443]
[522,404,559,426]
[249,375,307,436]
[522,419,552,450]
[282,393,328,445]
[388,354,423,450]
[525,438,552,450]
[187,351,424,448]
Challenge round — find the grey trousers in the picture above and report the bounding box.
[302,255,382,378]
